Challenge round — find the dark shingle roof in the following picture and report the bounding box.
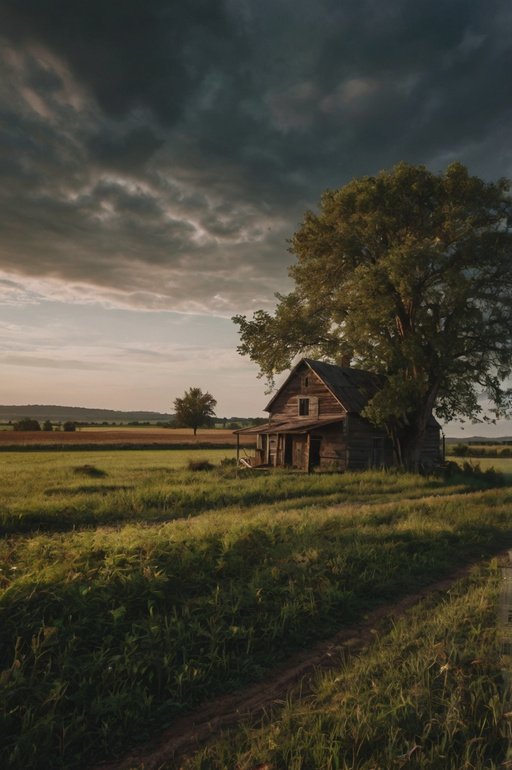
[260,358,440,430]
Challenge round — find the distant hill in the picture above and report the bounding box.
[445,435,512,444]
[0,405,173,423]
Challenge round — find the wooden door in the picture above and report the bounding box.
[309,436,321,468]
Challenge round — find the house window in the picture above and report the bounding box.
[298,398,309,416]
[302,376,309,389]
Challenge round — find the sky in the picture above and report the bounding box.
[1,0,512,434]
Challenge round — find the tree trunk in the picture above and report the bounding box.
[396,407,434,472]
[390,382,440,473]
[193,426,197,436]
[399,431,424,473]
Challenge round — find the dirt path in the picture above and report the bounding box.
[89,551,509,770]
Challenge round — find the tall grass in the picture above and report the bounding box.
[183,563,508,770]
[0,450,498,534]
[1,463,511,769]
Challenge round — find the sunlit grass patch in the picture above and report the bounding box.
[0,455,499,536]
[0,453,511,769]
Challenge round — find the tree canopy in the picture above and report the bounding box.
[233,162,512,469]
[173,387,217,436]
[13,418,41,431]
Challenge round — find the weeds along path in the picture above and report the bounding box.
[89,550,509,770]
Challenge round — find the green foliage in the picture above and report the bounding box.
[187,459,214,471]
[220,457,237,467]
[42,420,53,432]
[13,418,40,431]
[449,442,512,459]
[459,461,504,485]
[173,387,217,436]
[62,421,76,432]
[0,451,511,768]
[234,163,512,468]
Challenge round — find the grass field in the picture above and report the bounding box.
[457,456,512,476]
[1,452,511,769]
[181,563,508,770]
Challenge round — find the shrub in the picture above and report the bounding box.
[13,418,41,431]
[220,457,237,467]
[62,421,76,432]
[72,464,107,478]
[461,460,504,485]
[187,459,214,471]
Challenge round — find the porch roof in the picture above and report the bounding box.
[234,417,344,435]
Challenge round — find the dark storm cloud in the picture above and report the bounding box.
[0,0,240,124]
[89,126,165,172]
[1,0,511,312]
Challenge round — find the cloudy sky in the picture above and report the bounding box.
[1,0,512,432]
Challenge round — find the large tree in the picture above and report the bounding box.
[173,387,217,436]
[234,163,512,470]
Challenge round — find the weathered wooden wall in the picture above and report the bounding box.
[254,360,442,472]
[270,362,343,421]
[315,424,347,471]
[419,425,442,466]
[345,415,394,470]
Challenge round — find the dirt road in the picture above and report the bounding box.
[90,553,504,770]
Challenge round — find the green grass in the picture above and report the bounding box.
[458,456,512,477]
[0,450,498,535]
[0,454,511,769]
[182,563,509,770]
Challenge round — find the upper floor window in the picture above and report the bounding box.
[298,398,309,416]
[302,375,309,389]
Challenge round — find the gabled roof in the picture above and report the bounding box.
[264,358,384,414]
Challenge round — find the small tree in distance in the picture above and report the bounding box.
[173,387,217,436]
[13,418,41,431]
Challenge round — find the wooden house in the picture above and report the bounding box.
[235,358,442,471]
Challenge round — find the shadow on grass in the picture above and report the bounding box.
[2,508,511,770]
[0,472,503,536]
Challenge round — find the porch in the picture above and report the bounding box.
[234,417,345,472]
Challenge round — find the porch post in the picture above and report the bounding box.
[305,432,311,473]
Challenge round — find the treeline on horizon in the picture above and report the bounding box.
[0,404,266,427]
[449,442,512,458]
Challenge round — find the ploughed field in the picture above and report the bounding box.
[1,450,511,770]
[0,428,253,447]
